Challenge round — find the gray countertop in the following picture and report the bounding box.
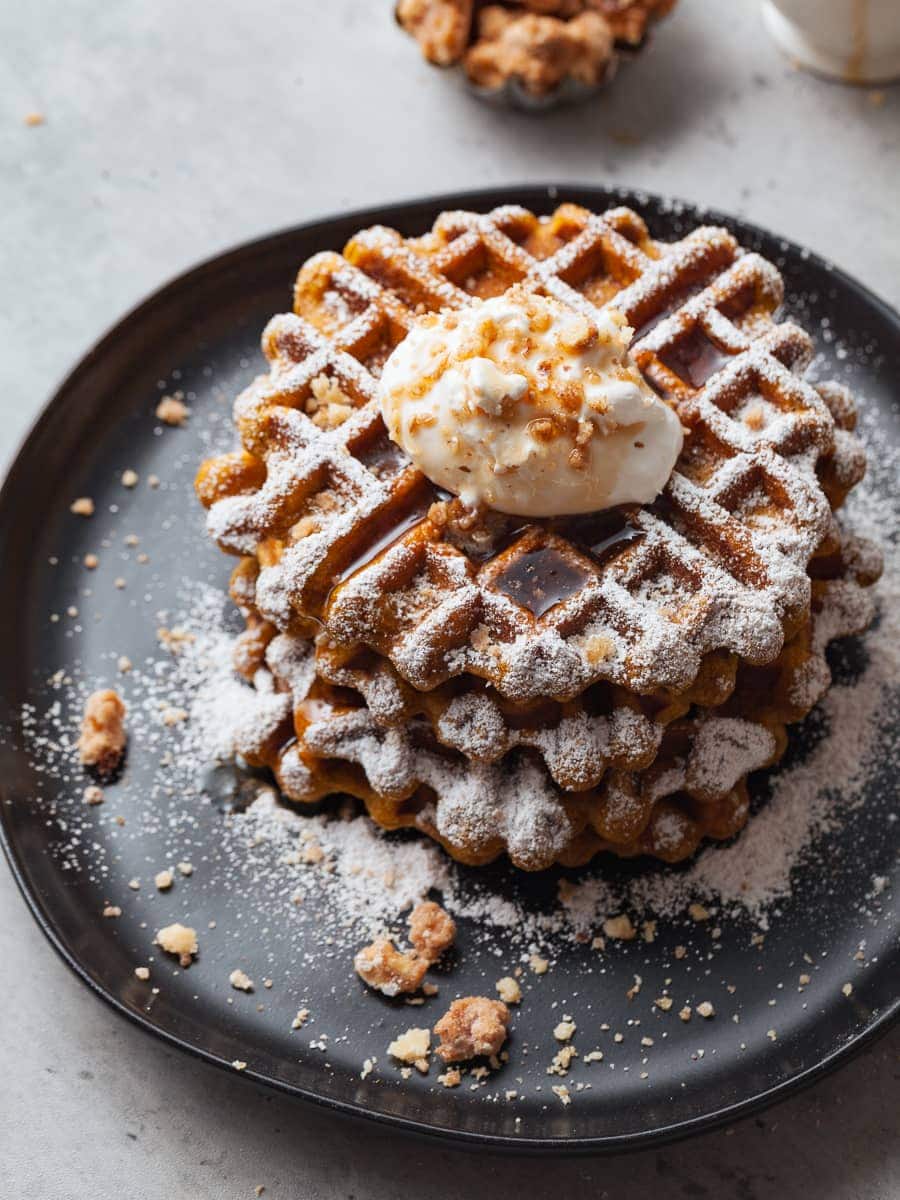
[1,2,898,1196]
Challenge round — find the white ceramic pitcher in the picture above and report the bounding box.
[761,0,900,83]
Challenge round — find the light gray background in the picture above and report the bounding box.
[1,2,898,1196]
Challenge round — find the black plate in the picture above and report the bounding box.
[1,186,897,1153]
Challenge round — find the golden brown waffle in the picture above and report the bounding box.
[233,529,880,871]
[197,203,864,707]
[230,370,863,797]
[230,553,739,792]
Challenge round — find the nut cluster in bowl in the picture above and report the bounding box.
[395,0,677,107]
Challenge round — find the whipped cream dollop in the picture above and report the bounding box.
[378,289,683,518]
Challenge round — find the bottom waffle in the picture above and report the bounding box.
[225,530,881,871]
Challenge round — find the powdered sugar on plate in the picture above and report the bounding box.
[21,434,898,945]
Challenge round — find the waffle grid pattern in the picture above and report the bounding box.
[198,204,863,705]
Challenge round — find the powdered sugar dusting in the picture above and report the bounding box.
[23,441,897,943]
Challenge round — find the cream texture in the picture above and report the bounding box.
[378,291,683,517]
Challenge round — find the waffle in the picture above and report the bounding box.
[230,553,741,792]
[230,529,880,871]
[197,203,865,709]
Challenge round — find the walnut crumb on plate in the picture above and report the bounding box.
[78,689,127,775]
[155,923,198,967]
[156,394,190,425]
[433,996,509,1063]
[229,969,254,992]
[408,900,456,961]
[388,1026,431,1068]
[495,976,522,1004]
[603,914,636,940]
[354,937,428,996]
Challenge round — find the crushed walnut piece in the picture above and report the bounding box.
[408,900,456,962]
[229,968,254,992]
[495,976,522,1005]
[434,996,509,1062]
[396,0,673,91]
[70,497,95,516]
[154,869,174,891]
[301,840,325,865]
[354,937,428,997]
[603,913,636,940]
[395,0,473,65]
[387,1026,431,1071]
[155,393,190,425]
[155,923,198,967]
[305,374,355,430]
[83,785,104,805]
[548,1044,578,1075]
[553,1018,576,1041]
[77,689,127,775]
[465,8,614,96]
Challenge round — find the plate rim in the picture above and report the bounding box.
[2,182,898,1155]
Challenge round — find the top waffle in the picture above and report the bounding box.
[197,203,866,704]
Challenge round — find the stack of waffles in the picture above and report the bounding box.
[196,202,881,870]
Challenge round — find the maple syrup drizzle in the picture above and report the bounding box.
[491,546,593,620]
[491,509,644,618]
[554,508,644,568]
[324,482,451,609]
